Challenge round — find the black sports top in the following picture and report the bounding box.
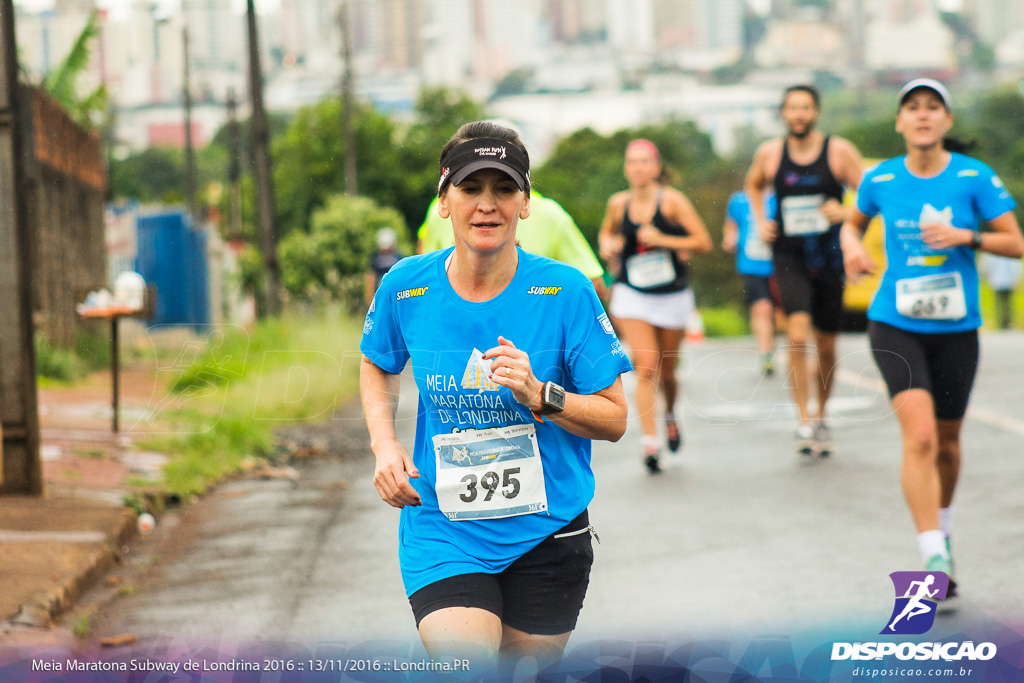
[772,135,845,270]
[616,188,690,294]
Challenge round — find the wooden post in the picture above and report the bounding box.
[0,0,42,494]
[246,0,282,317]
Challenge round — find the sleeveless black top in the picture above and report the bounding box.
[616,188,690,294]
[772,135,845,270]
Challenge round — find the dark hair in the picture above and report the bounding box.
[942,136,976,154]
[781,84,820,109]
[439,121,531,193]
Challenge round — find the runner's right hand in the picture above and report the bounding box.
[372,440,422,509]
[599,234,624,261]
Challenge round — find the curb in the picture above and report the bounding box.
[8,509,137,629]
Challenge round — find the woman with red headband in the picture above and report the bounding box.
[598,139,712,473]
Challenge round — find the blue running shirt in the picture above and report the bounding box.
[361,247,632,596]
[727,191,775,277]
[857,153,1016,333]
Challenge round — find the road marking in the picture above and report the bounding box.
[0,530,107,543]
[835,368,1024,436]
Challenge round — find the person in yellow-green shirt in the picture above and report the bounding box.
[418,191,607,297]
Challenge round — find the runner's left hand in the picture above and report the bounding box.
[484,336,543,413]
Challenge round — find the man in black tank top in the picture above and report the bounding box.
[744,84,864,457]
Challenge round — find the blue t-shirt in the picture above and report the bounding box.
[727,191,775,277]
[360,247,632,596]
[857,153,1016,333]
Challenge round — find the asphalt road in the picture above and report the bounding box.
[85,332,1024,651]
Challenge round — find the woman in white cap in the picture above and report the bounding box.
[841,79,1024,592]
[364,227,404,307]
[360,121,631,669]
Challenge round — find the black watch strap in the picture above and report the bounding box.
[970,231,983,250]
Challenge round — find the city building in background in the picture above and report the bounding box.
[13,0,1024,157]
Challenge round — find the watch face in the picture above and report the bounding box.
[545,382,565,412]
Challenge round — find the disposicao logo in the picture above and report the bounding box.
[830,570,997,663]
[881,571,948,635]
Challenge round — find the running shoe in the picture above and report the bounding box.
[794,423,815,456]
[666,417,682,453]
[643,453,662,474]
[813,421,832,457]
[761,353,774,377]
[925,554,958,598]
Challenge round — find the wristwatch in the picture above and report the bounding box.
[539,381,566,414]
[969,231,983,251]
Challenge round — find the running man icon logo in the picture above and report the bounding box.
[881,571,950,635]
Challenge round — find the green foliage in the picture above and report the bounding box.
[35,334,79,383]
[137,314,363,498]
[271,98,401,239]
[41,11,108,130]
[278,194,409,304]
[701,305,750,338]
[110,148,186,203]
[74,328,112,372]
[967,88,1024,162]
[154,414,275,497]
[71,613,92,637]
[169,319,289,394]
[494,69,531,97]
[839,117,904,160]
[392,88,487,231]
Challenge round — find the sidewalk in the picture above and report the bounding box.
[0,368,166,630]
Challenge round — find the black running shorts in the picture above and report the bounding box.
[773,250,845,333]
[408,510,594,636]
[743,274,774,308]
[868,320,979,421]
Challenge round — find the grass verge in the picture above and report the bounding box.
[134,312,364,499]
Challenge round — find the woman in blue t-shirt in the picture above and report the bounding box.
[360,121,631,669]
[841,79,1024,592]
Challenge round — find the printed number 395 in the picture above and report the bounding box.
[460,467,521,503]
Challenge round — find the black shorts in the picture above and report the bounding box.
[773,250,845,333]
[868,320,979,421]
[743,274,774,307]
[408,510,594,636]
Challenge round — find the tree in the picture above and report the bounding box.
[110,148,186,203]
[840,117,904,160]
[392,87,486,233]
[278,194,408,307]
[41,10,108,130]
[271,97,401,239]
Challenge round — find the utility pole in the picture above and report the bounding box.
[0,0,42,495]
[338,0,357,195]
[226,87,243,241]
[183,25,198,224]
[245,0,281,316]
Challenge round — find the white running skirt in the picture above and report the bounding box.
[609,283,695,330]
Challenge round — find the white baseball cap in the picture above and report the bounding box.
[376,228,397,249]
[898,78,952,110]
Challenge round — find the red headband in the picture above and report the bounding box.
[626,139,660,161]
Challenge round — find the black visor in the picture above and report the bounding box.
[438,138,530,194]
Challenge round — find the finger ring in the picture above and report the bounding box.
[505,367,512,377]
